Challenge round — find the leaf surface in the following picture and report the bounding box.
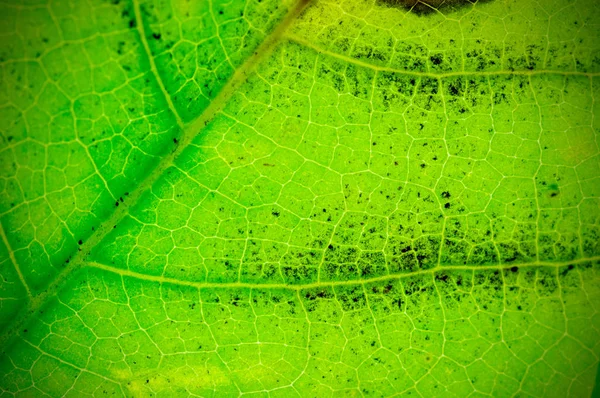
[1,0,600,396]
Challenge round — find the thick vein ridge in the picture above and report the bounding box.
[89,255,600,290]
[286,34,600,78]
[0,0,313,348]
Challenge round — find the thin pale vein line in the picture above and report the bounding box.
[89,255,600,291]
[286,34,600,79]
[0,220,32,298]
[0,0,313,348]
[22,339,123,386]
[132,0,185,129]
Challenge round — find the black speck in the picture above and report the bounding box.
[430,55,442,65]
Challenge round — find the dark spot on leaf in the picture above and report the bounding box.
[430,54,443,65]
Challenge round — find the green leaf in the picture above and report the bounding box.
[1,0,600,396]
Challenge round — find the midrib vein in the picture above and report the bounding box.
[0,0,312,347]
[286,34,600,79]
[89,255,600,291]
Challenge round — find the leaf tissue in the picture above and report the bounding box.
[1,0,600,396]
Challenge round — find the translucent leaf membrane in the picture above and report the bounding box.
[0,234,27,334]
[1,262,599,396]
[138,0,298,121]
[0,0,180,293]
[93,41,600,284]
[0,0,298,293]
[1,0,600,396]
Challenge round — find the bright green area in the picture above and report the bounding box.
[139,0,296,121]
[0,0,181,293]
[95,44,600,284]
[0,0,295,293]
[1,264,600,396]
[1,0,600,396]
[0,235,27,334]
